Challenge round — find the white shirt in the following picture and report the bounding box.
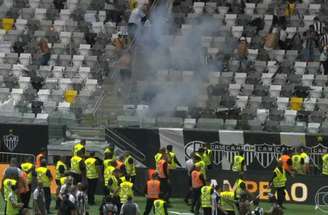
[33,188,45,201]
[280,30,287,42]
[185,159,194,175]
[128,8,145,26]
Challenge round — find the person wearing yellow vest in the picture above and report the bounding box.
[104,160,116,196]
[203,144,213,169]
[291,152,303,174]
[167,145,181,170]
[154,148,166,167]
[70,150,86,185]
[232,150,245,173]
[20,158,35,208]
[322,153,328,176]
[157,154,171,203]
[154,195,168,215]
[234,174,246,200]
[103,150,115,170]
[73,139,86,156]
[36,159,53,213]
[55,157,67,185]
[201,180,213,215]
[220,183,236,215]
[106,169,121,199]
[144,172,161,215]
[2,177,17,215]
[119,179,134,204]
[125,154,137,183]
[6,184,24,215]
[85,151,99,205]
[299,147,310,175]
[194,155,207,179]
[190,166,205,214]
[270,161,287,208]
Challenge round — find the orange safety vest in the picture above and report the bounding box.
[35,153,45,168]
[146,179,161,199]
[279,155,291,172]
[191,170,204,189]
[18,172,29,194]
[157,160,168,179]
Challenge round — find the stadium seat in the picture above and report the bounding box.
[197,118,224,129]
[303,98,316,111]
[294,61,307,75]
[309,86,322,98]
[257,109,269,123]
[224,119,237,129]
[307,122,320,133]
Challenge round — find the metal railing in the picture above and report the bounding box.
[0,152,35,164]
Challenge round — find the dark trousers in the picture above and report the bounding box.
[185,175,192,202]
[71,173,82,185]
[322,60,328,75]
[20,189,31,208]
[55,179,61,209]
[276,187,286,207]
[87,178,98,204]
[44,187,51,212]
[143,198,156,215]
[191,188,201,215]
[203,207,212,215]
[159,178,171,201]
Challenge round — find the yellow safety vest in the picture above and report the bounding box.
[292,154,303,174]
[232,155,244,172]
[322,154,328,175]
[36,167,51,187]
[300,152,309,173]
[60,176,67,186]
[195,160,206,178]
[104,166,115,186]
[107,176,119,194]
[71,156,83,174]
[154,153,163,166]
[202,149,212,166]
[103,159,114,169]
[3,179,17,201]
[220,191,235,211]
[55,160,67,180]
[201,185,212,208]
[21,162,33,184]
[154,199,166,215]
[235,179,245,198]
[273,167,287,188]
[6,191,19,215]
[168,152,177,169]
[124,155,136,176]
[85,157,98,179]
[119,181,134,204]
[73,143,85,156]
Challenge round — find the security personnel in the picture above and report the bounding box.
[322,153,328,176]
[35,149,46,168]
[20,158,35,207]
[154,195,168,215]
[220,183,236,215]
[232,150,245,173]
[203,144,213,169]
[157,154,170,201]
[201,179,213,215]
[73,139,86,156]
[270,160,287,208]
[103,151,115,169]
[36,159,53,213]
[119,179,134,204]
[155,148,166,167]
[194,155,206,179]
[292,152,303,174]
[85,151,99,205]
[300,147,310,175]
[106,169,121,197]
[124,153,136,183]
[144,172,161,215]
[234,174,246,200]
[116,156,127,175]
[167,145,181,170]
[70,150,86,184]
[2,177,17,208]
[104,160,116,191]
[191,166,205,215]
[55,157,67,186]
[279,150,292,174]
[6,184,23,215]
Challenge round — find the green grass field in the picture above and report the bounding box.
[0,196,324,215]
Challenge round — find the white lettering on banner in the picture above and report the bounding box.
[291,183,308,202]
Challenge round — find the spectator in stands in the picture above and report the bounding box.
[237,37,248,60]
[303,25,318,62]
[320,46,328,75]
[313,17,325,36]
[263,28,279,51]
[128,3,148,40]
[54,0,66,11]
[279,25,288,50]
[319,27,328,50]
[284,0,297,17]
[38,39,51,66]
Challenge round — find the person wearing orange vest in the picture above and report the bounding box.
[116,156,127,176]
[191,166,205,215]
[144,172,161,215]
[35,149,46,168]
[157,154,171,203]
[278,149,293,175]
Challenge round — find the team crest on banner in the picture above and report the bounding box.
[310,144,328,169]
[3,130,19,152]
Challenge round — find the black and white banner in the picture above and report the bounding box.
[106,127,328,170]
